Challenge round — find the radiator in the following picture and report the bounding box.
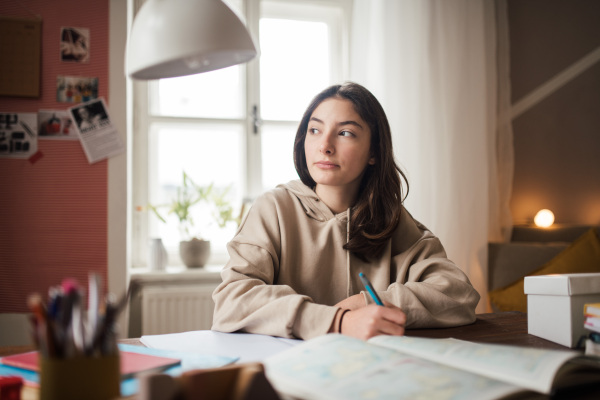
[141,284,216,335]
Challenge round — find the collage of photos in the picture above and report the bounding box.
[2,25,123,164]
[0,23,124,163]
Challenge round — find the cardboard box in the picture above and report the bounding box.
[525,273,600,348]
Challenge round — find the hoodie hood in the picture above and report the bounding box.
[280,180,349,223]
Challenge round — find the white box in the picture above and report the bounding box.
[524,273,600,348]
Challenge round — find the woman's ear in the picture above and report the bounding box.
[368,156,376,165]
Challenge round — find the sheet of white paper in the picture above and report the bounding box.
[141,330,302,363]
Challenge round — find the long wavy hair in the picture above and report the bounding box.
[294,82,409,261]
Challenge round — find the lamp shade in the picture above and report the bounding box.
[126,0,257,80]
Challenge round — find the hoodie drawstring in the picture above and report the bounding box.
[346,207,351,297]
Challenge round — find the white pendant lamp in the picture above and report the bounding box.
[126,0,258,80]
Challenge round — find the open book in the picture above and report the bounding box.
[264,334,600,400]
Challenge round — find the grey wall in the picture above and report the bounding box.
[508,0,600,225]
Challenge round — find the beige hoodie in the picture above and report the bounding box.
[212,180,480,340]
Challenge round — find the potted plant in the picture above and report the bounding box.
[148,171,239,268]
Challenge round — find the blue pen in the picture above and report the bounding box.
[359,272,383,306]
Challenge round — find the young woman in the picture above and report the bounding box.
[212,82,480,340]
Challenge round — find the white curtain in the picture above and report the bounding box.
[350,0,510,313]
[492,0,515,244]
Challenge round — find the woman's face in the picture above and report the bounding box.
[304,97,375,194]
[78,107,90,121]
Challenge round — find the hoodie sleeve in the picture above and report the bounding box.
[211,192,338,339]
[376,214,480,328]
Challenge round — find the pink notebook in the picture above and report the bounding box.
[1,350,180,379]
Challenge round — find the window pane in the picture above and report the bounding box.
[259,18,330,121]
[150,66,245,119]
[261,124,298,189]
[133,0,348,269]
[148,122,243,263]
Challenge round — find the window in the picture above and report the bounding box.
[131,0,350,268]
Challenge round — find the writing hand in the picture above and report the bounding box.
[339,303,406,340]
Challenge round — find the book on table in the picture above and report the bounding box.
[585,316,600,333]
[584,303,600,318]
[585,302,600,334]
[0,349,181,379]
[264,334,600,400]
[0,343,235,397]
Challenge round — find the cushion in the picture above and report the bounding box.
[488,242,568,290]
[489,228,600,312]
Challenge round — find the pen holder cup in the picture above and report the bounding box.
[40,354,120,400]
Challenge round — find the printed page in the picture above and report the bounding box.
[68,98,125,164]
[264,334,524,400]
[369,335,579,394]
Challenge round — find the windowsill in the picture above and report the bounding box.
[130,264,223,284]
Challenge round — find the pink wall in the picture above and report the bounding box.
[0,0,109,312]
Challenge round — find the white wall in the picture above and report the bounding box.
[108,0,130,338]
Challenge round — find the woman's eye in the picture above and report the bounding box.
[308,128,319,135]
[340,130,354,137]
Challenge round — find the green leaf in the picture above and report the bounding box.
[146,171,239,238]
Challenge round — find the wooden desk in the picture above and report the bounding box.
[0,312,565,358]
[117,312,569,351]
[0,312,588,400]
[405,311,569,350]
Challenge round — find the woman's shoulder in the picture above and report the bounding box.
[254,180,305,206]
[235,181,312,239]
[246,180,310,217]
[391,207,439,250]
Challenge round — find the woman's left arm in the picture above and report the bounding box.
[379,232,480,329]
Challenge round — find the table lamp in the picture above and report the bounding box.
[534,209,555,228]
[126,0,257,80]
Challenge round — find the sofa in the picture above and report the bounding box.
[488,225,600,312]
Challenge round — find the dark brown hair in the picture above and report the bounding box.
[293,82,409,261]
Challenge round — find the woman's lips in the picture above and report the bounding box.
[315,161,338,169]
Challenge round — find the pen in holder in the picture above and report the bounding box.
[28,275,136,400]
[40,354,120,400]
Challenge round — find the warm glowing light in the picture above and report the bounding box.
[534,209,555,228]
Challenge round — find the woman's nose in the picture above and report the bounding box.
[319,134,334,155]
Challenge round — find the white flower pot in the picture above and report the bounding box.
[179,239,210,268]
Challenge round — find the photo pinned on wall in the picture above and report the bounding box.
[70,98,109,133]
[38,110,77,140]
[68,98,125,164]
[56,75,98,103]
[0,113,38,159]
[60,26,89,63]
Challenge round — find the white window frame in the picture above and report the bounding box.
[130,0,352,269]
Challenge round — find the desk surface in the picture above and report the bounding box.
[0,312,568,358]
[124,312,569,351]
[405,311,569,350]
[0,312,580,400]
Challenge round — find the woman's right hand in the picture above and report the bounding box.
[340,303,406,340]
